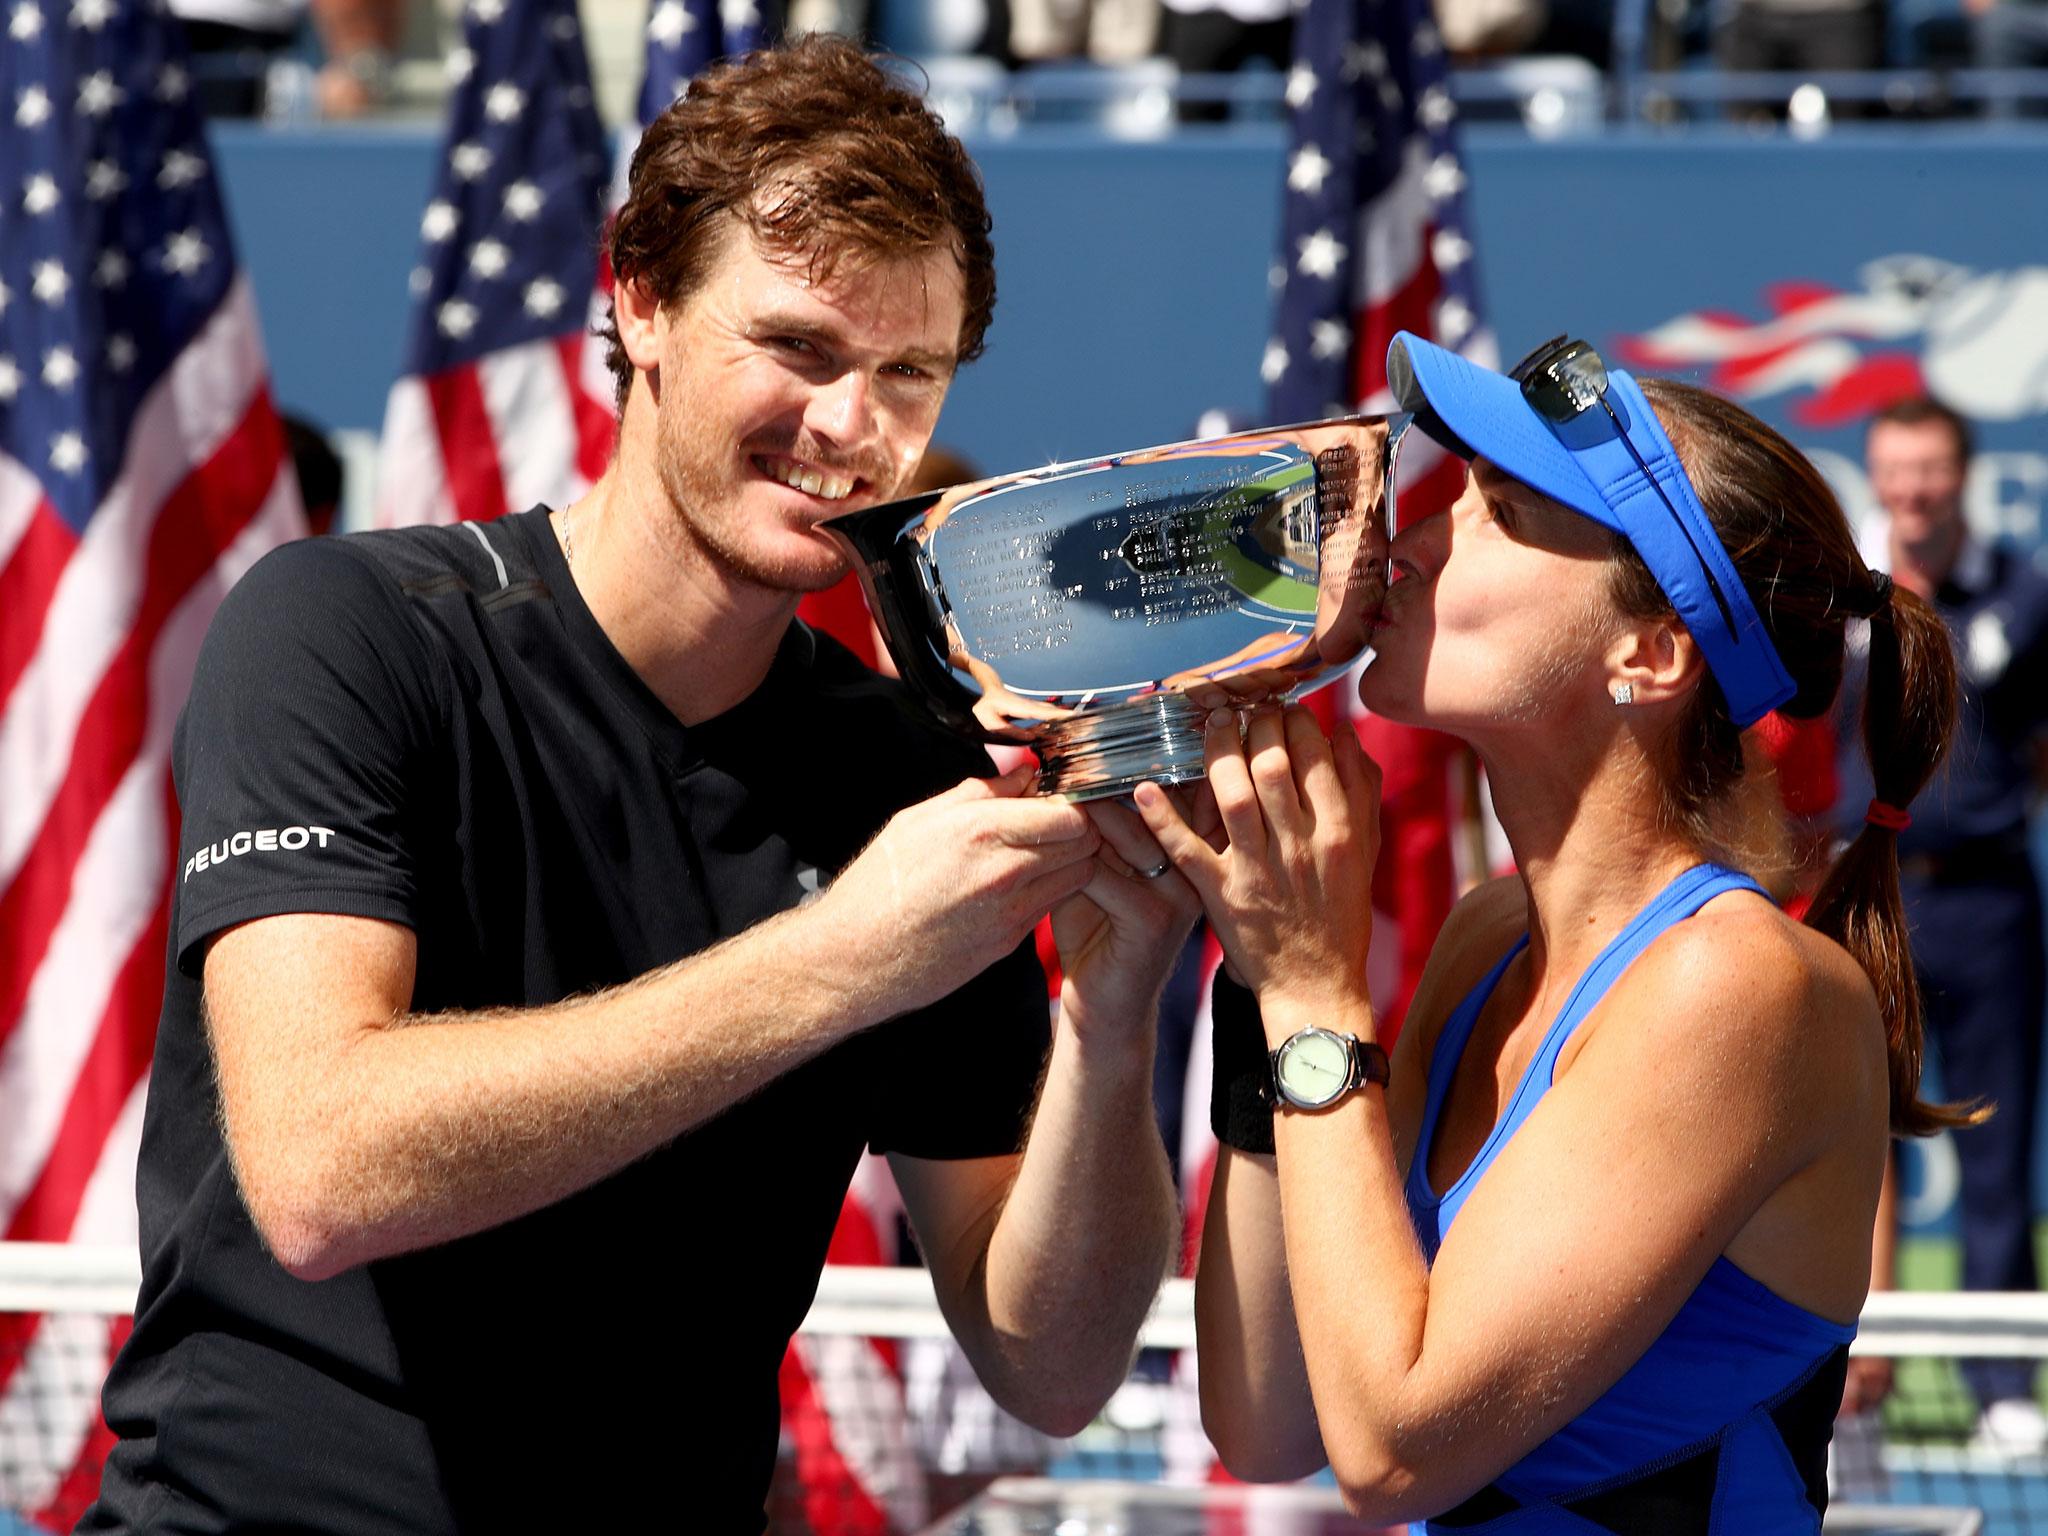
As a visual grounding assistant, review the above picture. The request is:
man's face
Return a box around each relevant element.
[1868,418,1967,547]
[637,221,967,598]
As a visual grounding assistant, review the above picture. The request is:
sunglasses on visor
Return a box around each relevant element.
[1507,336,1742,644]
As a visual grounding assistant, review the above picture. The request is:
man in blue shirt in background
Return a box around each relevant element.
[1840,395,2048,1451]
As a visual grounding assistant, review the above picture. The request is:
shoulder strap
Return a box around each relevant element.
[1528,863,1768,1083]
[1411,936,1526,1199]
[1421,865,1768,1215]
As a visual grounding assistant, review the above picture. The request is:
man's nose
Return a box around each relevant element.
[805,369,874,448]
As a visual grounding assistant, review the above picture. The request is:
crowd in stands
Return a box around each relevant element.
[167,0,2047,125]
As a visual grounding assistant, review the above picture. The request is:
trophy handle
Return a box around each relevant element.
[818,492,994,741]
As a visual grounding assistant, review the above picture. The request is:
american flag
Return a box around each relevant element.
[638,0,768,122]
[563,0,774,511]
[1261,0,1488,1028]
[0,0,303,1522]
[374,0,613,526]
[1264,0,1495,428]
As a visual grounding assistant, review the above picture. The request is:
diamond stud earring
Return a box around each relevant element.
[1612,683,1634,705]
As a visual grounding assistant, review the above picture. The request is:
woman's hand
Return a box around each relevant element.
[1049,790,1212,1047]
[1134,704,1381,1025]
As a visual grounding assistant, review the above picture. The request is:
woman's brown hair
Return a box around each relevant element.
[597,35,996,411]
[1609,379,1971,1136]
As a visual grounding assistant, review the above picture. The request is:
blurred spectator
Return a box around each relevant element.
[1971,0,2048,114]
[1717,0,1882,118]
[282,413,344,538]
[306,0,405,117]
[1835,395,2048,1453]
[1158,0,1284,121]
[1437,0,1549,55]
[170,0,403,118]
[1011,0,1159,63]
[172,0,300,116]
[1527,0,1615,67]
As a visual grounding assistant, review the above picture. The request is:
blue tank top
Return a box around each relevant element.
[1405,863,1855,1535]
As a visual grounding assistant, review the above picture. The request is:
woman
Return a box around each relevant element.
[1131,333,1967,1531]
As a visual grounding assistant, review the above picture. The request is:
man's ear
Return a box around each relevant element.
[1606,615,1705,708]
[614,276,665,375]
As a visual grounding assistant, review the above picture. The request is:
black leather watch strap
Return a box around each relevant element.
[1351,1035,1391,1090]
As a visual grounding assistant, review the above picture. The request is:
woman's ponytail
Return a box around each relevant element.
[1631,380,1980,1136]
[1803,578,1980,1136]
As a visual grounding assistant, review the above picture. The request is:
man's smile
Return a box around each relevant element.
[753,452,859,502]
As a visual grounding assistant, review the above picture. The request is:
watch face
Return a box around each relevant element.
[1276,1030,1351,1107]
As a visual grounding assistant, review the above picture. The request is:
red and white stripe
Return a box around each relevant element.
[1337,139,1489,526]
[374,331,615,529]
[1614,280,1939,427]
[0,276,303,1525]
[1621,285,1921,371]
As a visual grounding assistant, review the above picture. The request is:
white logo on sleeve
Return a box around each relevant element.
[182,826,338,883]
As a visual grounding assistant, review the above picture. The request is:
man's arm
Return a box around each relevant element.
[206,771,1100,1282]
[889,803,1187,1436]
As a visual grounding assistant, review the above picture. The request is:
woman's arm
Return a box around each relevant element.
[1192,878,1512,1480]
[1143,706,1877,1522]
[1195,1149,1325,1478]
[1255,925,1847,1518]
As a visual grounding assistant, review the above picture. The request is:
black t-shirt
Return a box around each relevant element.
[85,508,1049,1536]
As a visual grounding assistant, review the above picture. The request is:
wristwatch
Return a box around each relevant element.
[1263,1026,1389,1110]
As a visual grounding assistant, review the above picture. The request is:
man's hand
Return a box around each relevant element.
[1049,793,1209,1043]
[895,791,1187,1439]
[1839,1354,1895,1417]
[810,765,1101,1018]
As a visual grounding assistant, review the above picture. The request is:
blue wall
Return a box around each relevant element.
[217,121,2048,515]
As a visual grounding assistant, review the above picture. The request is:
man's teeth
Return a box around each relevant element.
[767,459,853,500]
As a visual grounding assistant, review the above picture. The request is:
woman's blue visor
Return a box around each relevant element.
[1385,330,1795,729]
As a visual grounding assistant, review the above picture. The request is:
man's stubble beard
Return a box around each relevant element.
[651,404,853,599]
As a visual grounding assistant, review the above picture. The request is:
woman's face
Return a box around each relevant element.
[1359,457,1624,732]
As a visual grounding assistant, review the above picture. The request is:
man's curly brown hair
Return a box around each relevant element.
[596,36,996,412]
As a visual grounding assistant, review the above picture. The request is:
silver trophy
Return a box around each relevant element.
[821,416,1408,800]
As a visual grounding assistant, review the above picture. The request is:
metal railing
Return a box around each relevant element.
[11,1240,2048,1355]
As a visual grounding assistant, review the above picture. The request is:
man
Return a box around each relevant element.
[1838,395,2048,1451]
[84,38,1182,1533]
[1970,0,2048,116]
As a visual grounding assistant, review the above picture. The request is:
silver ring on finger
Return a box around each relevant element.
[1139,859,1173,879]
